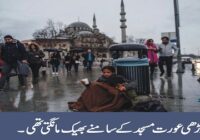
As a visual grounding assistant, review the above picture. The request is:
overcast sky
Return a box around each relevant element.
[0,0,200,54]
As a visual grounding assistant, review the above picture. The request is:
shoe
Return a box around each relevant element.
[197,78,200,82]
[52,72,55,75]
[56,72,59,75]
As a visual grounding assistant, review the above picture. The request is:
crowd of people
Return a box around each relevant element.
[0,35,98,91]
[0,34,198,112]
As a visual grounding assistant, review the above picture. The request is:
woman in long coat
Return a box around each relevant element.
[27,43,45,83]
[145,39,158,80]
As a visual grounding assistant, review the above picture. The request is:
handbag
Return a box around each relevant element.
[17,61,30,76]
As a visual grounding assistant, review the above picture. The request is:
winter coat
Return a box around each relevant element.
[50,53,61,66]
[28,50,45,65]
[158,43,178,57]
[1,40,27,64]
[146,44,158,64]
[84,53,95,62]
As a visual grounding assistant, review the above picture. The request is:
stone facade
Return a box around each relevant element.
[22,15,114,59]
[58,16,114,58]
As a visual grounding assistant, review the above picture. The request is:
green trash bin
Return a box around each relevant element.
[109,44,150,95]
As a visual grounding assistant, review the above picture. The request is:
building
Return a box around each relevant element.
[22,39,71,59]
[58,14,114,58]
[22,15,114,59]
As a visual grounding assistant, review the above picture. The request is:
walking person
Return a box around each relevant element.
[84,49,95,71]
[27,43,45,83]
[82,52,87,69]
[64,53,73,72]
[73,53,80,73]
[0,35,28,90]
[50,51,61,75]
[145,39,158,80]
[158,36,178,78]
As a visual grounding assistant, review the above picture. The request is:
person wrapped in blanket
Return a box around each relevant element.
[68,66,137,112]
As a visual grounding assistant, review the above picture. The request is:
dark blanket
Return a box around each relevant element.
[68,82,130,112]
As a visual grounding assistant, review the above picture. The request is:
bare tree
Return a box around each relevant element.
[56,21,64,32]
[33,28,48,39]
[33,19,65,39]
[46,19,57,39]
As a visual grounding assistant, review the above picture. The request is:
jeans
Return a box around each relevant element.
[87,61,93,71]
[30,63,41,79]
[159,56,173,77]
[65,63,72,72]
[149,63,157,76]
[52,65,59,72]
[0,63,25,89]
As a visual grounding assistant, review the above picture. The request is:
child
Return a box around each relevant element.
[96,66,136,92]
[69,65,137,112]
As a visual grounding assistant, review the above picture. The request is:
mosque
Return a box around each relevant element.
[22,0,127,59]
[56,14,114,58]
[23,14,114,58]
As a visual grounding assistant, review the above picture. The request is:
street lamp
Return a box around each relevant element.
[174,0,184,73]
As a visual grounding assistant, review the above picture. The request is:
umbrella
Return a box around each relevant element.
[109,43,147,52]
[69,48,85,53]
[43,48,62,52]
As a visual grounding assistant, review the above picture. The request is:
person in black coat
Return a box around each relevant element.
[50,52,61,75]
[64,53,73,72]
[73,53,80,73]
[27,43,45,83]
[0,35,28,89]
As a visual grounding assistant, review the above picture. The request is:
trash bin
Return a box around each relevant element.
[109,44,150,95]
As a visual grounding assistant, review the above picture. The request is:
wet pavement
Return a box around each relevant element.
[0,64,200,112]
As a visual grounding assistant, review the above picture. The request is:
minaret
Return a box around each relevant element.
[120,0,127,43]
[93,14,99,33]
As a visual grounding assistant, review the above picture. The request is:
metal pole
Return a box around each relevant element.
[174,0,184,73]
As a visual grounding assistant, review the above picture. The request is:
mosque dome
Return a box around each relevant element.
[66,22,93,32]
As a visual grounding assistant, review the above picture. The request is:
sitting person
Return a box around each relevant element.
[68,66,137,112]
